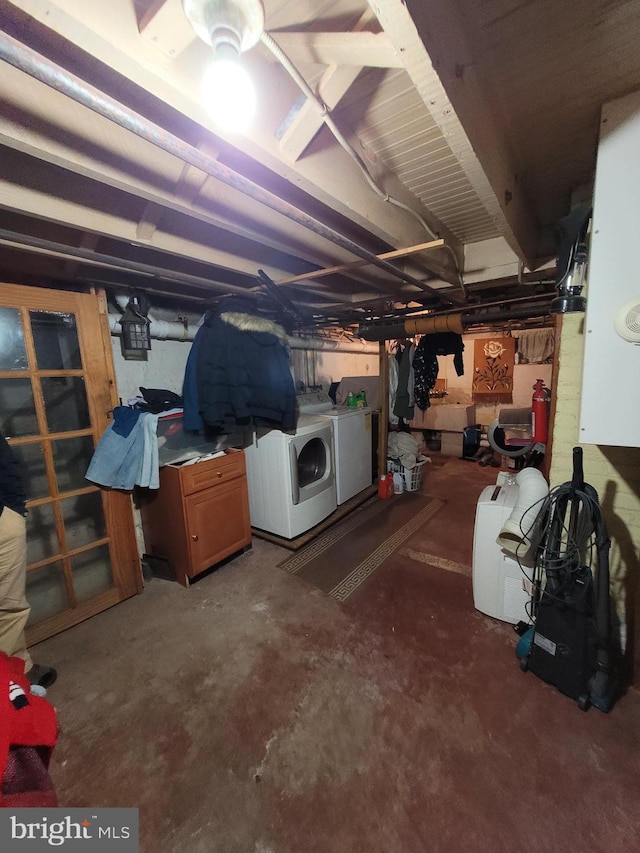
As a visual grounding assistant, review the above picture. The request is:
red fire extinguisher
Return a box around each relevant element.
[531,379,550,444]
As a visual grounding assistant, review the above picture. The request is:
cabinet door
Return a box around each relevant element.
[184,477,251,577]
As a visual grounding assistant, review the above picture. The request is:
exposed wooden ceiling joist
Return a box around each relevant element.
[269,30,402,69]
[369,0,540,268]
[2,0,461,286]
[278,8,377,163]
[2,0,637,322]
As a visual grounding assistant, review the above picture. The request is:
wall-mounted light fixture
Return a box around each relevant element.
[119,295,151,360]
[182,0,264,133]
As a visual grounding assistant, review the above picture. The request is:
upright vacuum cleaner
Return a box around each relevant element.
[519,447,617,711]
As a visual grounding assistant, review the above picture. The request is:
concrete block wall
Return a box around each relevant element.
[550,313,640,675]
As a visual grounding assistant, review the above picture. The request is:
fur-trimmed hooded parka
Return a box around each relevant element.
[194,297,296,431]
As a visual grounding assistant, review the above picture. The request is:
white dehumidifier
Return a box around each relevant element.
[472,482,531,624]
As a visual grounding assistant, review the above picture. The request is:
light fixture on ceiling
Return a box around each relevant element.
[182,0,264,133]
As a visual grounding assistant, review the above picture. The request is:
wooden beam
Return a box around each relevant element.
[136,142,217,241]
[271,31,402,69]
[369,0,539,268]
[274,239,444,285]
[9,0,463,282]
[0,135,343,280]
[61,232,100,280]
[139,0,195,59]
[279,9,377,163]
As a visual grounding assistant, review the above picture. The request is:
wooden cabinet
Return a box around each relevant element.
[140,449,251,586]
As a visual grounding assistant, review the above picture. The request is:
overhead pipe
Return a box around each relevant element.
[0,229,350,318]
[287,335,378,354]
[108,308,379,353]
[112,295,192,342]
[0,228,252,296]
[358,303,551,341]
[0,31,444,298]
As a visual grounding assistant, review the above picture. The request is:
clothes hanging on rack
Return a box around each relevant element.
[388,350,399,427]
[512,328,554,363]
[413,332,464,411]
[388,341,415,426]
[190,296,296,431]
[393,342,415,422]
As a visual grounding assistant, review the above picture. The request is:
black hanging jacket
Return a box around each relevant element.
[413,332,465,411]
[0,431,27,517]
[196,298,296,431]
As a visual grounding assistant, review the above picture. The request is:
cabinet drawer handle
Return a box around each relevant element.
[217,471,222,478]
[191,534,199,541]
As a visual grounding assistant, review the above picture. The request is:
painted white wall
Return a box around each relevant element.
[111,337,191,404]
[110,328,550,429]
[293,347,379,390]
[111,332,380,403]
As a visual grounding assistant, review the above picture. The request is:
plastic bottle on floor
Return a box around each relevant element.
[392,472,405,495]
[378,474,393,499]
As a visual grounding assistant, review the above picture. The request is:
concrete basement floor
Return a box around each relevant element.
[31,457,640,852]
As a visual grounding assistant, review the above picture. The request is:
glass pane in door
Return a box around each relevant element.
[52,435,96,492]
[30,310,82,370]
[26,561,68,624]
[0,378,38,437]
[61,492,107,551]
[41,376,90,432]
[10,442,48,501]
[0,307,28,369]
[26,504,59,564]
[72,545,113,603]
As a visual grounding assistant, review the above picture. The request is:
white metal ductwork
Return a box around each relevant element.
[496,467,549,561]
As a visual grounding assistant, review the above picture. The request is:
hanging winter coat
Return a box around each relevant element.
[194,297,296,431]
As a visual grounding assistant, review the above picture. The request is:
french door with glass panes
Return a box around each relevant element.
[0,283,141,646]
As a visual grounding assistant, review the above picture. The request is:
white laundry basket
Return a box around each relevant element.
[387,459,427,492]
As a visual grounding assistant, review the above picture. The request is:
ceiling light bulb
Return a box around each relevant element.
[201,51,256,133]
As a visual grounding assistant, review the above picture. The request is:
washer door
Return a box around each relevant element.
[289,428,334,505]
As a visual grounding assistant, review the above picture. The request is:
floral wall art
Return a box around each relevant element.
[472,336,515,403]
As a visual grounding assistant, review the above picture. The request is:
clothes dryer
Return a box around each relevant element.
[296,391,373,505]
[243,415,336,539]
[315,407,373,504]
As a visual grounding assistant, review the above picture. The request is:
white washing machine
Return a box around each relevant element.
[243,414,336,539]
[297,391,373,505]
